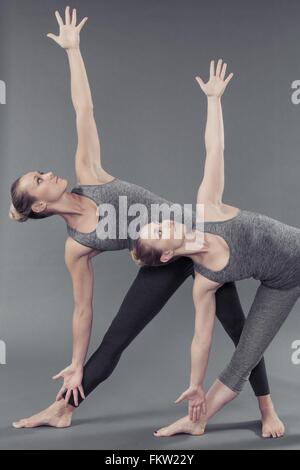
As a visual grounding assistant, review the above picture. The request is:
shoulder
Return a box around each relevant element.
[75,166,116,186]
[192,271,222,303]
[200,201,240,222]
[64,237,101,267]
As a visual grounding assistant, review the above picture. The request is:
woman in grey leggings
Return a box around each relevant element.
[133,58,300,438]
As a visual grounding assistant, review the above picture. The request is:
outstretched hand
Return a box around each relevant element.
[53,364,85,407]
[174,384,207,422]
[46,6,88,50]
[195,58,234,97]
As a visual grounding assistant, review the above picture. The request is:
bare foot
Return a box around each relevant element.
[12,400,74,429]
[261,406,285,438]
[153,415,206,437]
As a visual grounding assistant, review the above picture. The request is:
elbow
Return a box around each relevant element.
[75,103,94,114]
[192,334,211,350]
[74,304,93,318]
[205,143,224,154]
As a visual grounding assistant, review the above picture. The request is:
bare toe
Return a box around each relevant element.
[154,427,168,437]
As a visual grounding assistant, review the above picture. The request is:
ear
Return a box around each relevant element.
[200,237,210,252]
[160,250,174,263]
[31,201,47,214]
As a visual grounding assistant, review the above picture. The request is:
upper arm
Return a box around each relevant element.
[64,237,99,309]
[74,107,108,183]
[192,272,221,337]
[197,148,225,205]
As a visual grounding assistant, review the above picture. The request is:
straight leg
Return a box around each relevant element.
[215,282,270,396]
[153,283,299,439]
[219,283,300,392]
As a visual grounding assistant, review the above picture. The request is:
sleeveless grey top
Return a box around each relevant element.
[67,177,195,252]
[193,209,300,289]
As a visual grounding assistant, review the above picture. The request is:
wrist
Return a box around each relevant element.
[71,361,84,370]
[189,381,203,389]
[207,95,221,101]
[66,46,80,54]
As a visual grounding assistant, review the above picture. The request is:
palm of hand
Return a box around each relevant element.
[47,6,88,50]
[57,26,79,49]
[64,367,82,388]
[201,77,226,97]
[196,58,234,97]
[188,388,205,406]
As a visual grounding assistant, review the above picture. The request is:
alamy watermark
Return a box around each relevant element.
[1,78,6,363]
[290,80,300,105]
[291,340,300,365]
[94,199,205,250]
[0,80,6,104]
[0,340,6,365]
[1,79,6,363]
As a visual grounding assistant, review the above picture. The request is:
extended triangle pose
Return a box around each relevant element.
[132,59,300,438]
[10,7,282,438]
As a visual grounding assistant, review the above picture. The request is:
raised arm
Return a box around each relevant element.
[174,273,220,422]
[47,7,112,184]
[196,59,233,205]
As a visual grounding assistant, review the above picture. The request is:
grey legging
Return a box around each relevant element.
[219,282,300,392]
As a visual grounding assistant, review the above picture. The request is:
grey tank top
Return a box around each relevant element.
[67,177,196,252]
[193,209,300,289]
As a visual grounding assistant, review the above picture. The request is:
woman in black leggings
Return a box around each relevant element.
[11,7,281,437]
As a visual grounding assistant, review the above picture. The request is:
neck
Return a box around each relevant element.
[45,192,89,225]
[174,229,210,262]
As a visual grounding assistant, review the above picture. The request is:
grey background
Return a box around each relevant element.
[1,0,300,450]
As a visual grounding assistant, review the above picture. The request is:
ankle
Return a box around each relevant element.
[197,420,207,431]
[65,403,75,414]
[260,405,276,417]
[259,404,276,416]
[53,400,75,414]
[258,394,274,412]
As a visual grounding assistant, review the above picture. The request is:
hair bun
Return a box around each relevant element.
[130,249,145,266]
[8,203,28,222]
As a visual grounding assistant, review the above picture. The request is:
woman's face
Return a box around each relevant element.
[19,170,68,210]
[139,219,186,256]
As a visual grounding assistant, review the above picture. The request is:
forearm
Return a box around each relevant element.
[191,286,216,387]
[190,334,212,387]
[204,96,224,152]
[66,47,93,111]
[71,306,93,368]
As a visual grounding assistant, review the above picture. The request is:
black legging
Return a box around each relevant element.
[64,257,270,407]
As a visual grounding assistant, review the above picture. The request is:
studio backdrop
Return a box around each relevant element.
[1,0,300,450]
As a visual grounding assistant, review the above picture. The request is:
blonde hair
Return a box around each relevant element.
[8,203,29,223]
[9,174,54,222]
